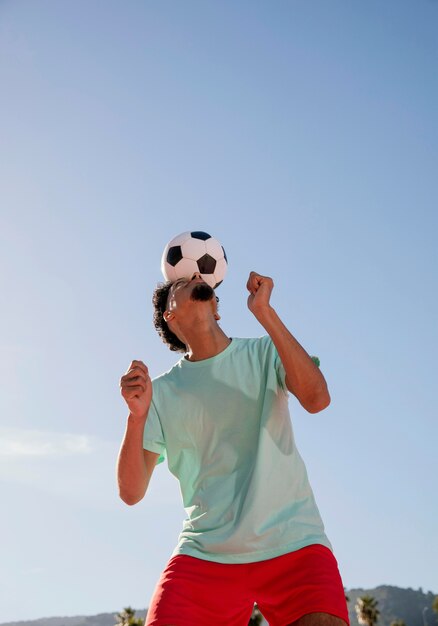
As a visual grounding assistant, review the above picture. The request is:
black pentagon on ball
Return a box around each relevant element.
[191,231,211,241]
[221,246,227,262]
[167,245,183,267]
[197,253,216,274]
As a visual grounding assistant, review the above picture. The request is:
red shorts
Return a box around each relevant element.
[145,544,349,626]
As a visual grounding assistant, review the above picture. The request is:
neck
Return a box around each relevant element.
[183,323,231,361]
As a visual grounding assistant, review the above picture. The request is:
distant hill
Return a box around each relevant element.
[0,614,146,626]
[347,586,437,626]
[1,586,436,626]
[0,612,146,626]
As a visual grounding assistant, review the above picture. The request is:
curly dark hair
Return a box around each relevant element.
[152,282,187,352]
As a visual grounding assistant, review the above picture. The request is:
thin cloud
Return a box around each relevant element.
[0,429,120,509]
[0,428,94,457]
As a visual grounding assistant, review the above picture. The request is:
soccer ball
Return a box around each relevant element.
[161,231,228,289]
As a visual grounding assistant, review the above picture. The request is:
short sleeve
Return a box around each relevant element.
[272,345,287,393]
[143,398,166,465]
[259,335,287,394]
[264,336,321,394]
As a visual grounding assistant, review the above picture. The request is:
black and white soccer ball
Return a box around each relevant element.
[161,231,228,289]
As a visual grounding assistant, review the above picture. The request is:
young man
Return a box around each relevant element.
[117,271,349,626]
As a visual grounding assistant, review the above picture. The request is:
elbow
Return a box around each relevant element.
[305,390,331,414]
[120,494,142,506]
[118,489,145,506]
[121,496,140,506]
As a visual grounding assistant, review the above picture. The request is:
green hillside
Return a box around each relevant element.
[347,586,437,626]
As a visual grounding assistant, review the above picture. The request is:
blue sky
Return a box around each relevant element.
[1,0,437,621]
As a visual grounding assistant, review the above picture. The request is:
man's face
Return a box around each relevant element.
[166,274,215,312]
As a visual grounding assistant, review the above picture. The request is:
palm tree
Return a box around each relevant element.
[115,606,144,626]
[355,595,380,626]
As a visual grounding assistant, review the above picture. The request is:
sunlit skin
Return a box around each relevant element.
[163,273,230,362]
[290,612,347,626]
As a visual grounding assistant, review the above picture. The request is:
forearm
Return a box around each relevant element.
[256,306,330,413]
[117,414,150,505]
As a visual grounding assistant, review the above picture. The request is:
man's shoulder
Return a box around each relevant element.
[233,335,273,350]
[152,359,183,386]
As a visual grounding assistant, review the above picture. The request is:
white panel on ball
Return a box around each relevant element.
[205,237,223,260]
[163,264,178,283]
[181,237,207,261]
[174,257,199,280]
[169,231,191,247]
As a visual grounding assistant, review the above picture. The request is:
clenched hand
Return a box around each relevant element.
[246,271,274,320]
[119,360,152,421]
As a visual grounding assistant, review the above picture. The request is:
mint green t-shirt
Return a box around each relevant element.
[143,336,332,564]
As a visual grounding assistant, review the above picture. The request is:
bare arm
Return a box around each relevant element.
[117,360,158,505]
[247,271,331,413]
[117,414,159,505]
